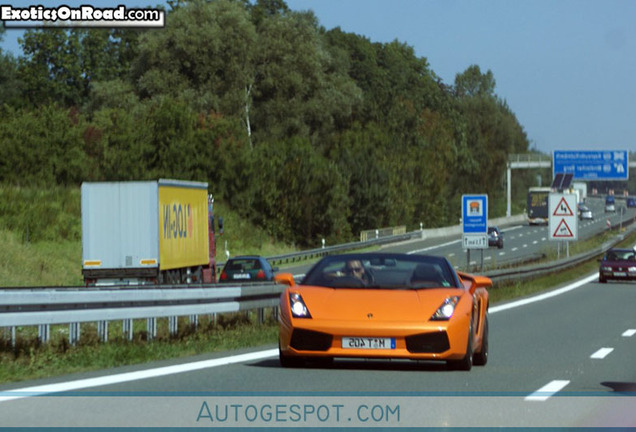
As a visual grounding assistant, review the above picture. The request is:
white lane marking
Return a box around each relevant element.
[498,252,505,256]
[0,349,279,403]
[590,348,614,359]
[407,238,461,254]
[622,329,636,337]
[525,380,570,402]
[512,247,518,252]
[490,273,598,314]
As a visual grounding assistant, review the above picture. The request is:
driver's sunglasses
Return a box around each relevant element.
[347,266,363,274]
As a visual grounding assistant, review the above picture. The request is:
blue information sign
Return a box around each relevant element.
[462,195,488,234]
[553,150,629,180]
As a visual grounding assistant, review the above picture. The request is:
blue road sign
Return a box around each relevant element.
[462,195,488,234]
[553,150,629,180]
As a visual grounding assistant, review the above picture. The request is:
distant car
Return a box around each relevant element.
[599,248,636,283]
[627,197,636,208]
[605,196,616,213]
[578,204,593,220]
[487,226,503,249]
[218,256,278,283]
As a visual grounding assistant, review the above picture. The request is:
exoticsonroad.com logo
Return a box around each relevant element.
[1,4,165,28]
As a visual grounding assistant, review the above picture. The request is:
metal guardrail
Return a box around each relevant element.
[0,283,284,346]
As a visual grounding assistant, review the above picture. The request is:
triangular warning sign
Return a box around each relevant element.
[553,219,574,238]
[552,197,574,217]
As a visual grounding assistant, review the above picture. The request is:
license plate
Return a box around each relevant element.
[613,272,627,277]
[232,273,251,279]
[342,337,395,350]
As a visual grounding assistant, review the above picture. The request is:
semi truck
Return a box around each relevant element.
[81,179,218,286]
[570,182,587,203]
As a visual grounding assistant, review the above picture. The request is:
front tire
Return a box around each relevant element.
[473,316,489,366]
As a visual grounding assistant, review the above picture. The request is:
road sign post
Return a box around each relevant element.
[462,195,488,270]
[549,193,578,258]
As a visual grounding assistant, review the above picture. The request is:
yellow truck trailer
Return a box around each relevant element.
[81,179,217,285]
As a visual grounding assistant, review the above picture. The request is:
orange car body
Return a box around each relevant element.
[276,253,490,370]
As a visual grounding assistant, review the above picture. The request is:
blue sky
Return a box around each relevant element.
[2,0,635,155]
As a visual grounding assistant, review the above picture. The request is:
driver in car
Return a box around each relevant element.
[344,259,372,284]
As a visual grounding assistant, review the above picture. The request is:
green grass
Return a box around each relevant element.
[0,230,84,287]
[0,313,279,384]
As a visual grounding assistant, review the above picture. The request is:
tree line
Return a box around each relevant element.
[0,0,535,246]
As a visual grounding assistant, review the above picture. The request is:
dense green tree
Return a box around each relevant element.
[249,137,350,245]
[0,105,89,185]
[251,9,361,145]
[0,0,534,244]
[132,0,257,119]
[18,27,140,107]
[0,51,22,107]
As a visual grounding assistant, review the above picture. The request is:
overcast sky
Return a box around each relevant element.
[2,0,635,155]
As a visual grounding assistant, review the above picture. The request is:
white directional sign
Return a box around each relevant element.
[549,193,578,241]
[462,233,488,249]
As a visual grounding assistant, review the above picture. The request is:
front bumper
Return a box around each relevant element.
[279,317,471,361]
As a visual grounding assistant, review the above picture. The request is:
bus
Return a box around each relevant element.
[527,187,551,225]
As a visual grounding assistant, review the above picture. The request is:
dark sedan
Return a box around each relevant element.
[599,248,636,283]
[487,226,504,249]
[218,255,278,283]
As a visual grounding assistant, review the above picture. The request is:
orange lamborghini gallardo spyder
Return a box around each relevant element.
[276,253,490,370]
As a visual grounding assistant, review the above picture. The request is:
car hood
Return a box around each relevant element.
[602,261,636,268]
[294,286,465,322]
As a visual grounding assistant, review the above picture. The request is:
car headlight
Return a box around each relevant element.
[430,296,460,321]
[601,266,612,272]
[289,293,312,318]
[629,267,636,272]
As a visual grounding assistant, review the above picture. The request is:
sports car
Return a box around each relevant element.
[275,253,490,370]
[599,248,636,283]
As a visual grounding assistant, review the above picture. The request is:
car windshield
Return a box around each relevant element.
[225,258,262,271]
[604,250,636,262]
[301,253,460,289]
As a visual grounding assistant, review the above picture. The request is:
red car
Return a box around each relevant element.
[599,248,636,283]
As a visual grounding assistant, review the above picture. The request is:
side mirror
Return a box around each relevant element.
[274,273,296,287]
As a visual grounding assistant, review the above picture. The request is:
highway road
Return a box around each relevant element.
[0,197,634,428]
